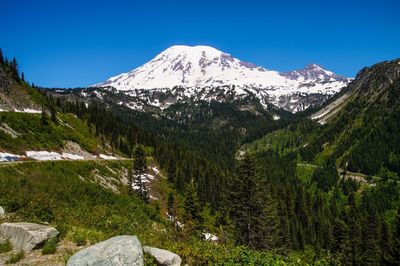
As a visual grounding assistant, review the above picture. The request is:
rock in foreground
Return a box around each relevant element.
[143,246,182,266]
[67,235,143,266]
[0,222,59,251]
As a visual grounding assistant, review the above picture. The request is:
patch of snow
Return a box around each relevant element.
[15,109,41,114]
[61,153,84,160]
[99,154,118,160]
[26,151,62,161]
[273,115,280,120]
[203,233,219,241]
[0,152,21,162]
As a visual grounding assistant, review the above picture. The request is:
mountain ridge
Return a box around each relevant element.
[93,45,351,112]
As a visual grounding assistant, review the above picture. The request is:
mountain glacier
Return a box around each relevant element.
[93,45,351,112]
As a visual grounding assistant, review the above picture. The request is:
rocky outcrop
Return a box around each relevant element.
[143,246,182,266]
[0,206,5,219]
[0,222,59,251]
[67,235,143,266]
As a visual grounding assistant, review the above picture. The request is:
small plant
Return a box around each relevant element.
[72,232,87,246]
[0,240,12,254]
[62,249,74,264]
[6,251,24,264]
[42,237,58,255]
[144,252,158,266]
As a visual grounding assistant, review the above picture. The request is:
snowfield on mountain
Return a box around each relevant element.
[93,45,351,112]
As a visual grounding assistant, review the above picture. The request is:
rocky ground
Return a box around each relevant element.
[0,239,80,266]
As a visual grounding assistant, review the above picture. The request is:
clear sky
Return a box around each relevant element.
[2,0,400,87]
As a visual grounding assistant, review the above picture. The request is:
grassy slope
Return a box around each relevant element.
[0,159,337,265]
[0,112,103,154]
[0,160,168,245]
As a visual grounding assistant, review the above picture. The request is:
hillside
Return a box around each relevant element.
[1,49,400,265]
[241,59,400,264]
[246,59,400,177]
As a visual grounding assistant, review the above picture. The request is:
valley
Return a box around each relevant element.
[0,46,399,265]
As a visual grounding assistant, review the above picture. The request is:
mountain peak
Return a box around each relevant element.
[305,63,324,70]
[93,45,350,112]
[281,63,348,82]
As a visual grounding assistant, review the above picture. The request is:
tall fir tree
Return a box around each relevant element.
[133,146,149,203]
[0,48,3,65]
[182,179,203,234]
[392,209,400,264]
[229,154,278,249]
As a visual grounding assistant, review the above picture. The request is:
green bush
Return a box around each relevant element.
[6,251,24,264]
[0,240,12,253]
[72,232,87,246]
[42,237,58,255]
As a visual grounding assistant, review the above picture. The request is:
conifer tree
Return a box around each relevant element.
[167,191,179,239]
[229,154,278,249]
[393,209,400,263]
[0,48,3,65]
[133,146,149,203]
[41,107,48,125]
[182,179,203,233]
[11,57,19,80]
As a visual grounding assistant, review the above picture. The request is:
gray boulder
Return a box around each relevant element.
[67,235,143,266]
[0,206,5,219]
[143,246,182,266]
[0,222,59,251]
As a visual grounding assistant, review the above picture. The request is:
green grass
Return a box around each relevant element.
[41,237,58,255]
[6,251,24,264]
[0,112,102,154]
[0,160,169,246]
[296,163,317,183]
[0,241,12,254]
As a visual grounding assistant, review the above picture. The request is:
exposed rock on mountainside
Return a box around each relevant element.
[91,45,350,112]
[0,65,41,112]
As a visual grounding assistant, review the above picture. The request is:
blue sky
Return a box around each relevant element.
[2,0,399,87]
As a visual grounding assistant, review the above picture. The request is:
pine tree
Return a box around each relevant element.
[393,209,400,264]
[379,218,393,265]
[21,72,25,82]
[132,146,149,203]
[362,210,381,265]
[167,191,176,221]
[348,192,362,265]
[182,179,203,234]
[41,107,48,125]
[11,57,19,80]
[167,191,178,239]
[49,103,58,124]
[0,48,3,65]
[332,217,351,264]
[229,154,278,249]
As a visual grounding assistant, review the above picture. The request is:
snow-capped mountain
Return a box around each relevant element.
[93,45,351,112]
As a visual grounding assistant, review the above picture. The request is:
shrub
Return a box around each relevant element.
[72,231,87,246]
[0,240,12,253]
[42,237,58,255]
[6,251,24,264]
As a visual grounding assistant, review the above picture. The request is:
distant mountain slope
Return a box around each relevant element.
[247,58,400,177]
[93,45,350,112]
[0,64,43,112]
